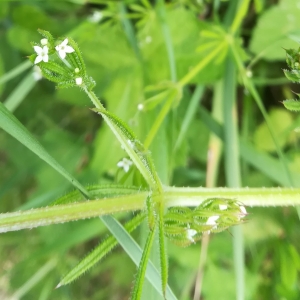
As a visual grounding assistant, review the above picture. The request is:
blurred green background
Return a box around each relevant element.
[1,0,300,299]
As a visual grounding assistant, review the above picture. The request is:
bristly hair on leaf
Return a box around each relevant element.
[282,99,300,112]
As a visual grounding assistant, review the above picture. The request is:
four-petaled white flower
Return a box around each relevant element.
[34,45,49,64]
[55,38,75,59]
[206,215,219,226]
[117,158,133,173]
[75,77,83,85]
[219,204,227,210]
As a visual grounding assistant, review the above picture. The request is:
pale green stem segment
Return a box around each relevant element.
[131,226,156,300]
[178,42,225,86]
[144,90,176,149]
[230,0,251,35]
[58,212,146,287]
[174,85,204,150]
[2,188,300,233]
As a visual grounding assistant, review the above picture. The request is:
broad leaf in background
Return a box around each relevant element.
[250,0,300,60]
[253,108,295,152]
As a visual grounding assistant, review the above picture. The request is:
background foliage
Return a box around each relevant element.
[1,0,300,299]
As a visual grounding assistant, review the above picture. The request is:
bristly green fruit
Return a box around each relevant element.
[164,198,247,247]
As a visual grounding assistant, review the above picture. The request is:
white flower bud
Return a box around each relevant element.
[41,38,48,45]
[75,77,83,85]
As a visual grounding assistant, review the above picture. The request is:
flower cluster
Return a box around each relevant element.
[164,198,247,247]
[29,29,95,91]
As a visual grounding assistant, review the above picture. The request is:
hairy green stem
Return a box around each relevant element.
[2,187,300,233]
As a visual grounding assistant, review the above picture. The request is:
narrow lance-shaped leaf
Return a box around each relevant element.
[58,212,146,287]
[51,184,146,206]
[91,107,162,192]
[158,203,168,299]
[131,226,156,300]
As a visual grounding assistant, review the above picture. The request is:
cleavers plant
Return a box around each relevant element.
[2,1,300,299]
[28,29,247,298]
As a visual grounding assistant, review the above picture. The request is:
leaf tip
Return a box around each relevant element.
[55,282,62,289]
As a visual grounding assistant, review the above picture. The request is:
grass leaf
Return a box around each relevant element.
[0,102,89,198]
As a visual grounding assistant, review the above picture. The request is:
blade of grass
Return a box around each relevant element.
[0,102,89,198]
[193,81,223,300]
[10,259,57,299]
[3,72,36,112]
[222,56,244,300]
[0,61,31,85]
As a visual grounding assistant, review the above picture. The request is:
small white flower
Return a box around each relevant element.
[32,66,42,81]
[137,103,144,111]
[41,38,48,45]
[219,204,227,210]
[88,11,103,23]
[34,45,49,64]
[55,38,75,59]
[186,227,197,243]
[75,77,83,85]
[117,158,133,173]
[206,215,219,225]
